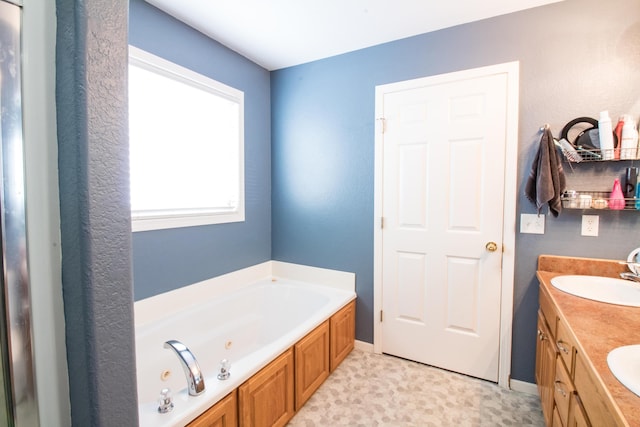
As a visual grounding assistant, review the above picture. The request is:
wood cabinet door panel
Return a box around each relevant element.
[239,349,295,427]
[536,310,556,427]
[295,321,330,410]
[330,300,355,372]
[188,390,238,427]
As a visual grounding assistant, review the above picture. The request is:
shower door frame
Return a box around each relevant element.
[0,0,40,425]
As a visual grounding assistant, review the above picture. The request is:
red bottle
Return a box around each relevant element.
[610,179,626,210]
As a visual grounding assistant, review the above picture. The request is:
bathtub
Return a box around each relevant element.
[135,263,356,427]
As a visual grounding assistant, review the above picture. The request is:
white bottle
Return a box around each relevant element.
[599,110,615,160]
[621,115,639,159]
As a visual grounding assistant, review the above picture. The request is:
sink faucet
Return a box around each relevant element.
[163,340,205,396]
[620,272,640,283]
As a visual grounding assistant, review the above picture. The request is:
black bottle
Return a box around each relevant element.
[624,167,638,209]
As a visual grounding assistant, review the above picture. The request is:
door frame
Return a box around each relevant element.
[373,61,520,388]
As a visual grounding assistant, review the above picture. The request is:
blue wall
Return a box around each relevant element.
[129,0,640,384]
[272,0,640,383]
[129,0,272,300]
[57,0,137,424]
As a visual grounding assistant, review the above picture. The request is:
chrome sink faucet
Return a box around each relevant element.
[620,248,640,283]
[163,340,205,396]
[620,272,640,283]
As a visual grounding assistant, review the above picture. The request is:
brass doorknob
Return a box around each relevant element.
[486,242,498,252]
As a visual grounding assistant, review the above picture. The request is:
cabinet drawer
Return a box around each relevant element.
[554,356,574,426]
[555,317,576,376]
[539,286,557,337]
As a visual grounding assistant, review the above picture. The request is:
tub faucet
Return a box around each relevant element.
[163,340,205,396]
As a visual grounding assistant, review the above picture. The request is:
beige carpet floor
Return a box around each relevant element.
[288,349,544,427]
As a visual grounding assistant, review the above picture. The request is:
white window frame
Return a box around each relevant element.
[128,46,245,232]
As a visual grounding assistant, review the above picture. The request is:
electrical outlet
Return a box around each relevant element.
[520,213,545,234]
[581,215,599,237]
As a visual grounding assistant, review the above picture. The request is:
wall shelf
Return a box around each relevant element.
[560,147,640,163]
[561,191,638,211]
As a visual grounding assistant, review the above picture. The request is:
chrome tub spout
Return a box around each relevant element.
[163,340,205,396]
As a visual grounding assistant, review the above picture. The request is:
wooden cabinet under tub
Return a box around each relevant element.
[295,320,330,410]
[239,348,295,427]
[187,390,237,427]
[330,300,355,372]
[191,299,356,427]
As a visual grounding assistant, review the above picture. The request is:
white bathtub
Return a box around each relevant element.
[135,263,355,427]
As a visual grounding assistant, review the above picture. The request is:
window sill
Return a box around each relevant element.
[132,210,245,232]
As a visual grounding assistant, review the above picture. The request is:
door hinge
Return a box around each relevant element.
[380,310,383,322]
[381,217,384,229]
[376,117,386,134]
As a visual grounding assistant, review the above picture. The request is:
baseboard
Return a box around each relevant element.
[354,340,374,352]
[510,378,538,395]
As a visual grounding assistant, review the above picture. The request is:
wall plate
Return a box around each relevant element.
[520,213,545,234]
[581,215,599,237]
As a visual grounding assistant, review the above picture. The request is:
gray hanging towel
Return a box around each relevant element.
[525,128,566,217]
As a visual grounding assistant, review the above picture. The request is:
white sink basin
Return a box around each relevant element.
[607,345,640,397]
[550,275,640,307]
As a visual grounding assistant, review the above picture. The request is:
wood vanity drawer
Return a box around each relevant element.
[555,317,576,376]
[554,356,574,426]
[539,286,557,337]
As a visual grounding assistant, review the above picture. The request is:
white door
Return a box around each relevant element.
[377,66,513,382]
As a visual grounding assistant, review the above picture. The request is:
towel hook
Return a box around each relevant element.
[540,123,550,132]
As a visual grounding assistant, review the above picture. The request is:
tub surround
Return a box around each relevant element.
[536,255,640,425]
[134,261,355,328]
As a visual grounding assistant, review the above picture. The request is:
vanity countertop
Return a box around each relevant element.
[537,254,640,426]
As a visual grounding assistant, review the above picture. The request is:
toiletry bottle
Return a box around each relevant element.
[599,111,615,160]
[636,177,640,210]
[610,178,625,210]
[625,167,638,208]
[614,116,624,159]
[621,115,639,159]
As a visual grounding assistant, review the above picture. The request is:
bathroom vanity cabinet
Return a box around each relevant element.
[537,283,594,426]
[188,300,356,427]
[535,255,640,427]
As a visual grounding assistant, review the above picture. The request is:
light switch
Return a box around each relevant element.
[520,213,545,234]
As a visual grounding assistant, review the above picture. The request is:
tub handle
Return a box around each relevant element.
[157,388,174,414]
[217,359,231,380]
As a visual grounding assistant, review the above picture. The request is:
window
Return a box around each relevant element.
[128,46,244,232]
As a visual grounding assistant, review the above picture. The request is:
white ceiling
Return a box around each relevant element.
[145,0,562,71]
